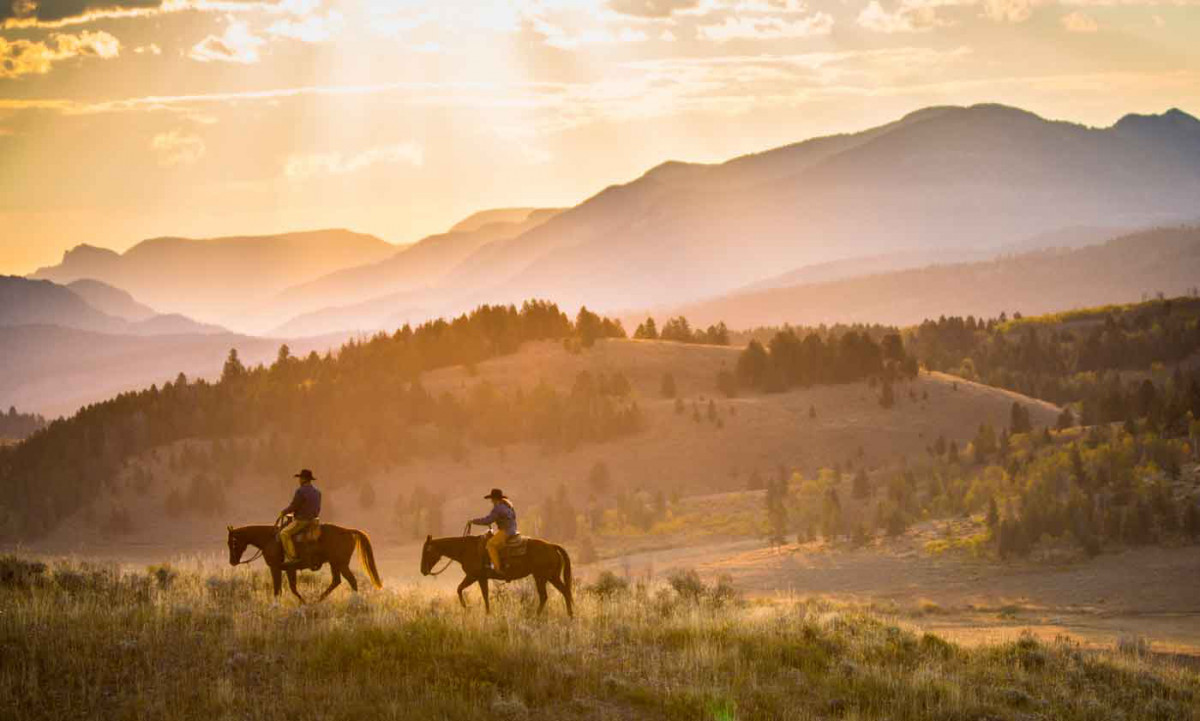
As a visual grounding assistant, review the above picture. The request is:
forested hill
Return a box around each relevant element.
[0,302,629,538]
[906,295,1200,431]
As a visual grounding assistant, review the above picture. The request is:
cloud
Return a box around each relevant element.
[607,0,701,17]
[857,0,958,32]
[1,0,162,27]
[266,8,342,41]
[696,11,834,40]
[150,129,205,166]
[0,29,118,78]
[189,16,265,63]
[285,142,424,181]
[980,0,1035,22]
[1060,9,1097,30]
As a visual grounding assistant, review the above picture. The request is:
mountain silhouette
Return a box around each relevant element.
[1,276,224,336]
[30,229,397,331]
[266,208,561,332]
[653,226,1200,329]
[276,104,1200,335]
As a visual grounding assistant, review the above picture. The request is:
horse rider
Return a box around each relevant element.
[470,488,518,574]
[278,468,322,564]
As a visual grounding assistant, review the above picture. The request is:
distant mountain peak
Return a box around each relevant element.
[60,243,119,262]
[638,160,709,184]
[1115,108,1200,132]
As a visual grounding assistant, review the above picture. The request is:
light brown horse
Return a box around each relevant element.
[420,534,574,616]
[227,523,382,603]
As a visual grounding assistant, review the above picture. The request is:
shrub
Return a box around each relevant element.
[147,564,178,590]
[0,555,46,589]
[585,570,630,599]
[667,569,706,603]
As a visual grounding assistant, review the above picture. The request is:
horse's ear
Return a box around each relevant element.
[227,525,233,532]
[426,534,432,542]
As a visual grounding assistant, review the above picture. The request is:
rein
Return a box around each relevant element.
[236,547,264,565]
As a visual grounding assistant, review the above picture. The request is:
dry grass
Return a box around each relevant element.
[3,555,1199,721]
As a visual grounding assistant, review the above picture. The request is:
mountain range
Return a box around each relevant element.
[27,105,1200,338]
[648,225,1200,330]
[266,104,1200,337]
[30,229,398,331]
[8,103,1200,416]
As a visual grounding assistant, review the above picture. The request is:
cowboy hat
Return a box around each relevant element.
[484,488,506,500]
[294,469,316,482]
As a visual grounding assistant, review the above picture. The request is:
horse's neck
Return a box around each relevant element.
[435,536,481,561]
[239,525,277,548]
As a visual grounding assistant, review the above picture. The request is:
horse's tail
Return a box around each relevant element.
[554,544,573,593]
[352,530,383,589]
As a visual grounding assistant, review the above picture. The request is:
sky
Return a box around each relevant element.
[0,0,1197,275]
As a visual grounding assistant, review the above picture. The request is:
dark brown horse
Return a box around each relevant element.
[227,523,382,603]
[420,534,574,616]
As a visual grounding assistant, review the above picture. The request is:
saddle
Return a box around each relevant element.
[294,521,322,545]
[483,531,529,558]
[278,518,322,570]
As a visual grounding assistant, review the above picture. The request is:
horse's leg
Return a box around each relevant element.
[479,577,491,615]
[271,566,282,597]
[286,569,304,603]
[534,576,549,615]
[342,563,358,593]
[317,565,342,602]
[548,576,574,618]
[455,575,474,608]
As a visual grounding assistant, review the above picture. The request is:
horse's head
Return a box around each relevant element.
[227,525,248,566]
[420,534,441,576]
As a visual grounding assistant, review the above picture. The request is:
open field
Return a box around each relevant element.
[4,555,1200,721]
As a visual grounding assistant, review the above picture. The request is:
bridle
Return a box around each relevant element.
[235,546,264,565]
[229,527,264,566]
[424,522,473,577]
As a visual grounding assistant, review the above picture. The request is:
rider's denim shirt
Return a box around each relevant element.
[285,483,322,520]
[472,501,517,534]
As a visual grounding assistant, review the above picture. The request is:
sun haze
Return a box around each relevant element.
[2,0,1198,273]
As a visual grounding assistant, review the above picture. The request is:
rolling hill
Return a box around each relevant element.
[275,104,1200,337]
[268,208,561,336]
[30,229,398,332]
[23,337,1058,552]
[652,226,1200,330]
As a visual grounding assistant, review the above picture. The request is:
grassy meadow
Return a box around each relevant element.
[3,555,1199,721]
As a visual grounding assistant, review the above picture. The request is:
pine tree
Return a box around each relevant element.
[660,372,677,399]
[879,379,895,409]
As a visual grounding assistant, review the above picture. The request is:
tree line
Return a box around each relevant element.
[0,407,45,442]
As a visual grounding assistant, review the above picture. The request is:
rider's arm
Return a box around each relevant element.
[280,488,302,517]
[470,508,498,526]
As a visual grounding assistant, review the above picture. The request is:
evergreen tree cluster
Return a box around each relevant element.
[908,297,1200,433]
[736,329,917,392]
[0,407,46,442]
[634,316,730,345]
[0,301,634,538]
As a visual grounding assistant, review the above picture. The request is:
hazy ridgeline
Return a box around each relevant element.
[0,301,629,539]
[3,556,1199,721]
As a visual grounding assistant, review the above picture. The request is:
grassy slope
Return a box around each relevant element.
[3,558,1198,721]
[25,339,1059,557]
